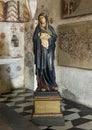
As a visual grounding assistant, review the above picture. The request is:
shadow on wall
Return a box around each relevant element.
[0,65,12,93]
[62,88,77,101]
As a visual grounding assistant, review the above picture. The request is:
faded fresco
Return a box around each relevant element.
[0,0,30,22]
[62,0,92,18]
[0,22,24,92]
[58,21,92,69]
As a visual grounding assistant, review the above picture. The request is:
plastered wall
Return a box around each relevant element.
[0,22,24,92]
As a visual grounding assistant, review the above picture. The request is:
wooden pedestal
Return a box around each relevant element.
[32,91,64,126]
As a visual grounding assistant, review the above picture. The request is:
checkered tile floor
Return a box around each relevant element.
[0,88,92,130]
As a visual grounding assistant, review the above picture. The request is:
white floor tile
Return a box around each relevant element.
[14,108,24,113]
[82,115,92,120]
[64,113,80,120]
[76,121,92,130]
[67,108,80,112]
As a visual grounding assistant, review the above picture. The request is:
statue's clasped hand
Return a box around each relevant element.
[40,33,50,49]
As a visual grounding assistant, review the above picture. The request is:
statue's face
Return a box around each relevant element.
[39,16,46,25]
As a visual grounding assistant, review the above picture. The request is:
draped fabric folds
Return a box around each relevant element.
[33,14,58,91]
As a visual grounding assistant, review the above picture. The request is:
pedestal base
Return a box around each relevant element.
[32,113,64,126]
[32,91,64,126]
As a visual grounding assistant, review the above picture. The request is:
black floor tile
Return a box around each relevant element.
[43,126,55,130]
[3,101,13,103]
[78,110,92,117]
[8,96,19,100]
[9,105,21,110]
[15,100,27,105]
[63,110,75,116]
[2,91,13,95]
[71,118,92,126]
[25,89,33,92]
[25,95,33,99]
[24,105,33,111]
[67,127,85,130]
[20,112,31,116]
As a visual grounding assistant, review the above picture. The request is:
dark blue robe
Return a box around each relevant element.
[33,24,57,91]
